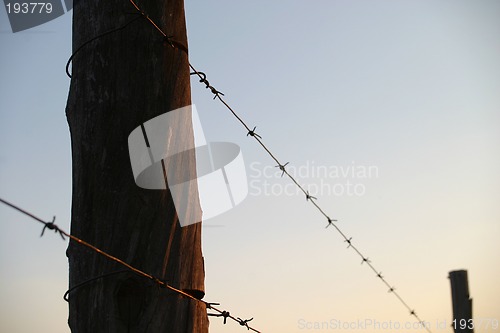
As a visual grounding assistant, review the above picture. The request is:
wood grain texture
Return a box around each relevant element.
[66,1,207,331]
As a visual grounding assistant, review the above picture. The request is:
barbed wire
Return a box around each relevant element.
[123,1,433,331]
[61,0,434,331]
[189,71,432,332]
[0,197,261,333]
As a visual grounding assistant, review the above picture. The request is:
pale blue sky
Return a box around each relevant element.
[1,1,499,332]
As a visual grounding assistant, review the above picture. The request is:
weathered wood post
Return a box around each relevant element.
[449,269,473,333]
[65,0,208,331]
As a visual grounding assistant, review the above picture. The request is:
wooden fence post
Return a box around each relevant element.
[449,270,473,333]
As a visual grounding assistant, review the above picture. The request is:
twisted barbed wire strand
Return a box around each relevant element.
[0,197,261,333]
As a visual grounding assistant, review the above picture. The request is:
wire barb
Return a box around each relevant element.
[361,257,371,265]
[222,311,230,324]
[206,302,220,309]
[305,191,317,202]
[247,126,262,139]
[189,70,224,99]
[325,217,337,228]
[275,162,289,177]
[39,216,65,240]
[238,317,254,330]
[208,310,231,324]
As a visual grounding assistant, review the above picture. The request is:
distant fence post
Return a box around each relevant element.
[449,270,473,333]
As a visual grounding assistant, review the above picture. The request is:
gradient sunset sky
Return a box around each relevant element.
[1,1,499,332]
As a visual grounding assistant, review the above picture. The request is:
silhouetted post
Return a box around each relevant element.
[449,270,473,333]
[65,0,208,332]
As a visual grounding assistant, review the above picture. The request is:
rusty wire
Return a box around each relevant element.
[0,197,261,332]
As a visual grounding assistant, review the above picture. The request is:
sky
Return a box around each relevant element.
[1,1,499,332]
